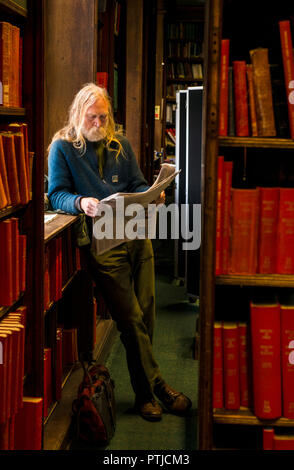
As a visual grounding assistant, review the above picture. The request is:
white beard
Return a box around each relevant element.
[82,126,107,142]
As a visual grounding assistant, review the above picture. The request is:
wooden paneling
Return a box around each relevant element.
[43,0,98,162]
[125,0,144,162]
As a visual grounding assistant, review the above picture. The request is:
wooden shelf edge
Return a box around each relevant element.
[0,105,26,115]
[219,136,294,149]
[216,274,294,287]
[0,203,27,221]
[214,408,294,427]
[0,0,27,16]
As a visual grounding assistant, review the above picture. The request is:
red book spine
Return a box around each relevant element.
[93,297,97,349]
[19,234,27,293]
[233,60,249,136]
[221,161,233,274]
[250,302,281,419]
[246,64,258,136]
[0,220,13,306]
[258,187,279,273]
[0,333,8,423]
[223,323,240,410]
[218,39,230,136]
[229,189,259,274]
[96,72,109,90]
[10,218,19,302]
[213,322,224,408]
[215,156,224,275]
[238,323,251,408]
[44,247,50,310]
[274,435,294,450]
[263,428,274,450]
[1,323,22,416]
[14,397,43,450]
[281,305,294,419]
[43,348,52,419]
[1,133,21,206]
[277,188,294,273]
[279,20,294,139]
[55,328,63,401]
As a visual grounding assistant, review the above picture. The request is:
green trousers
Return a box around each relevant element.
[87,239,163,399]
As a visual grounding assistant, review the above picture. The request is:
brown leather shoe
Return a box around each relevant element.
[154,382,192,415]
[135,398,163,421]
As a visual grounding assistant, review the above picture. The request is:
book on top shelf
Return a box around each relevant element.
[218,39,230,136]
[233,61,249,136]
[228,66,235,136]
[250,302,281,420]
[279,20,294,140]
[246,64,258,137]
[249,48,276,137]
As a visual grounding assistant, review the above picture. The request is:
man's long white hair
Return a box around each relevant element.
[48,83,123,157]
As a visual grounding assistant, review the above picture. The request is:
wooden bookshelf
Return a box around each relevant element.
[162,6,205,163]
[219,136,294,149]
[198,0,294,451]
[216,274,294,288]
[0,106,26,115]
[214,408,294,427]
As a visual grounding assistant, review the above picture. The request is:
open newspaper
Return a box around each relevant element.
[91,163,180,255]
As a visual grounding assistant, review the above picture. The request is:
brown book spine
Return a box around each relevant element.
[0,22,12,107]
[249,48,276,136]
[0,135,11,206]
[233,60,249,136]
[1,133,20,206]
[246,64,258,136]
[13,133,29,204]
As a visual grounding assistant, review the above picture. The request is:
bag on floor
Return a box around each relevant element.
[72,362,116,444]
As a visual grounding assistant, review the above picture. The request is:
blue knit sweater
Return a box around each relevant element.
[47,134,149,215]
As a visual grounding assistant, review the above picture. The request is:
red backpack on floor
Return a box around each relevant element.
[72,362,116,444]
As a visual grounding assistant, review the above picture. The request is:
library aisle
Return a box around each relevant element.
[70,239,199,450]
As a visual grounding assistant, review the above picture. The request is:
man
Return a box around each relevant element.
[48,83,191,421]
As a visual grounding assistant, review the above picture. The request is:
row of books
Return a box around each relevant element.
[263,428,294,450]
[165,127,176,146]
[166,40,203,60]
[0,21,22,108]
[0,308,27,450]
[44,231,81,311]
[213,303,294,420]
[215,156,294,274]
[167,22,204,42]
[166,61,203,81]
[218,21,294,139]
[0,123,32,211]
[0,218,26,307]
[43,328,79,420]
[166,102,177,126]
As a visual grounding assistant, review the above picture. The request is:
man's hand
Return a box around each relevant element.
[80,197,100,217]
